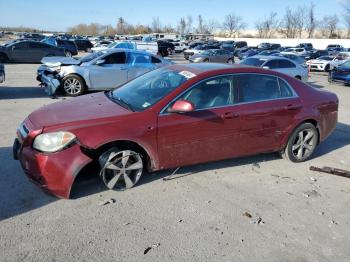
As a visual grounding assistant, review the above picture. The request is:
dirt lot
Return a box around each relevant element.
[0,54,350,262]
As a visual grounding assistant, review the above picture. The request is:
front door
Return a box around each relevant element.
[89,51,128,89]
[157,75,241,169]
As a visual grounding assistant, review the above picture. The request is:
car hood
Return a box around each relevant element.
[41,56,81,67]
[28,92,131,130]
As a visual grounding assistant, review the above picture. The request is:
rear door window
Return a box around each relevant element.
[236,74,282,103]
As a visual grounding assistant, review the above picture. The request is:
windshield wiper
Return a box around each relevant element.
[108,91,134,111]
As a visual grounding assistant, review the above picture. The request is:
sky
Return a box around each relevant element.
[0,0,346,32]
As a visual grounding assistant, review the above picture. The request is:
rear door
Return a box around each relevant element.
[28,42,50,62]
[89,51,128,89]
[235,73,301,155]
[157,74,241,169]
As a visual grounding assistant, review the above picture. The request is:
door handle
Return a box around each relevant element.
[222,112,239,119]
[285,104,302,110]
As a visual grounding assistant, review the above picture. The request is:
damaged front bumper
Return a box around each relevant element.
[13,119,93,198]
[40,73,62,96]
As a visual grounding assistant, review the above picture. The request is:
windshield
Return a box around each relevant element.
[318,56,332,61]
[110,68,188,111]
[79,51,104,63]
[107,42,117,48]
[241,58,266,67]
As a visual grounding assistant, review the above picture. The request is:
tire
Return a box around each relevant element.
[328,73,333,83]
[227,58,234,64]
[99,147,144,191]
[204,59,209,62]
[62,75,86,96]
[0,53,9,63]
[295,75,302,80]
[65,51,72,57]
[282,123,318,162]
[325,64,330,72]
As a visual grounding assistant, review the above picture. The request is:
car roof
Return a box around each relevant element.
[248,55,297,64]
[166,63,252,76]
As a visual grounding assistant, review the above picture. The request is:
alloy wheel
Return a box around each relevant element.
[291,129,316,160]
[99,149,143,190]
[63,78,82,95]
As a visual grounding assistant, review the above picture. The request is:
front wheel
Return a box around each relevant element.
[282,123,318,162]
[99,148,144,191]
[62,75,86,96]
[65,51,72,57]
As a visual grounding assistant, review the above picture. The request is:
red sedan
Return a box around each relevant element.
[13,63,338,198]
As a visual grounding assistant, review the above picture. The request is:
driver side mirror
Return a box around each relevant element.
[168,100,195,113]
[95,59,105,66]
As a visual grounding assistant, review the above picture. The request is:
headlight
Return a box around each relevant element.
[33,131,76,153]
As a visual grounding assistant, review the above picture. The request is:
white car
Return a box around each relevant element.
[281,48,308,56]
[172,42,188,53]
[91,41,136,52]
[306,56,346,72]
[240,55,308,82]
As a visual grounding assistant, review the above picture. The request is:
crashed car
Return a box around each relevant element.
[14,63,338,198]
[37,49,172,96]
[0,63,4,83]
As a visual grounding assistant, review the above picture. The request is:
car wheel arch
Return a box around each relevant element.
[283,118,321,150]
[62,73,88,88]
[0,52,9,62]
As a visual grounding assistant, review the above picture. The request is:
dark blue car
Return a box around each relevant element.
[238,49,259,60]
[329,60,350,85]
[42,38,78,57]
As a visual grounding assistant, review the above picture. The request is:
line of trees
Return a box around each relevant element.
[6,1,350,39]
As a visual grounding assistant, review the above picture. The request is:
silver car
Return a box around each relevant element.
[240,55,308,82]
[37,49,172,96]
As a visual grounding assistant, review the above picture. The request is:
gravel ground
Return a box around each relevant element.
[0,54,350,262]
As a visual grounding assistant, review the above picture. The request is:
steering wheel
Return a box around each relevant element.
[151,78,170,89]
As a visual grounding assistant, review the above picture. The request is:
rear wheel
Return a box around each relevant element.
[0,53,9,63]
[99,148,144,190]
[65,51,72,57]
[227,58,234,64]
[62,75,86,96]
[282,123,318,162]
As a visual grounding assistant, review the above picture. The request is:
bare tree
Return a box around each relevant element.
[255,12,279,38]
[342,0,350,37]
[177,17,187,35]
[206,19,220,34]
[223,13,245,37]
[197,15,205,34]
[151,17,162,32]
[186,16,193,34]
[116,17,127,35]
[320,15,339,38]
[280,6,306,38]
[306,2,316,38]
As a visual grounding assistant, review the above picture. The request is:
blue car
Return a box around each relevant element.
[238,49,259,60]
[329,60,350,85]
[42,38,78,57]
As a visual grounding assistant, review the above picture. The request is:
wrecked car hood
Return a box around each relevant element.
[28,92,132,129]
[41,57,80,67]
